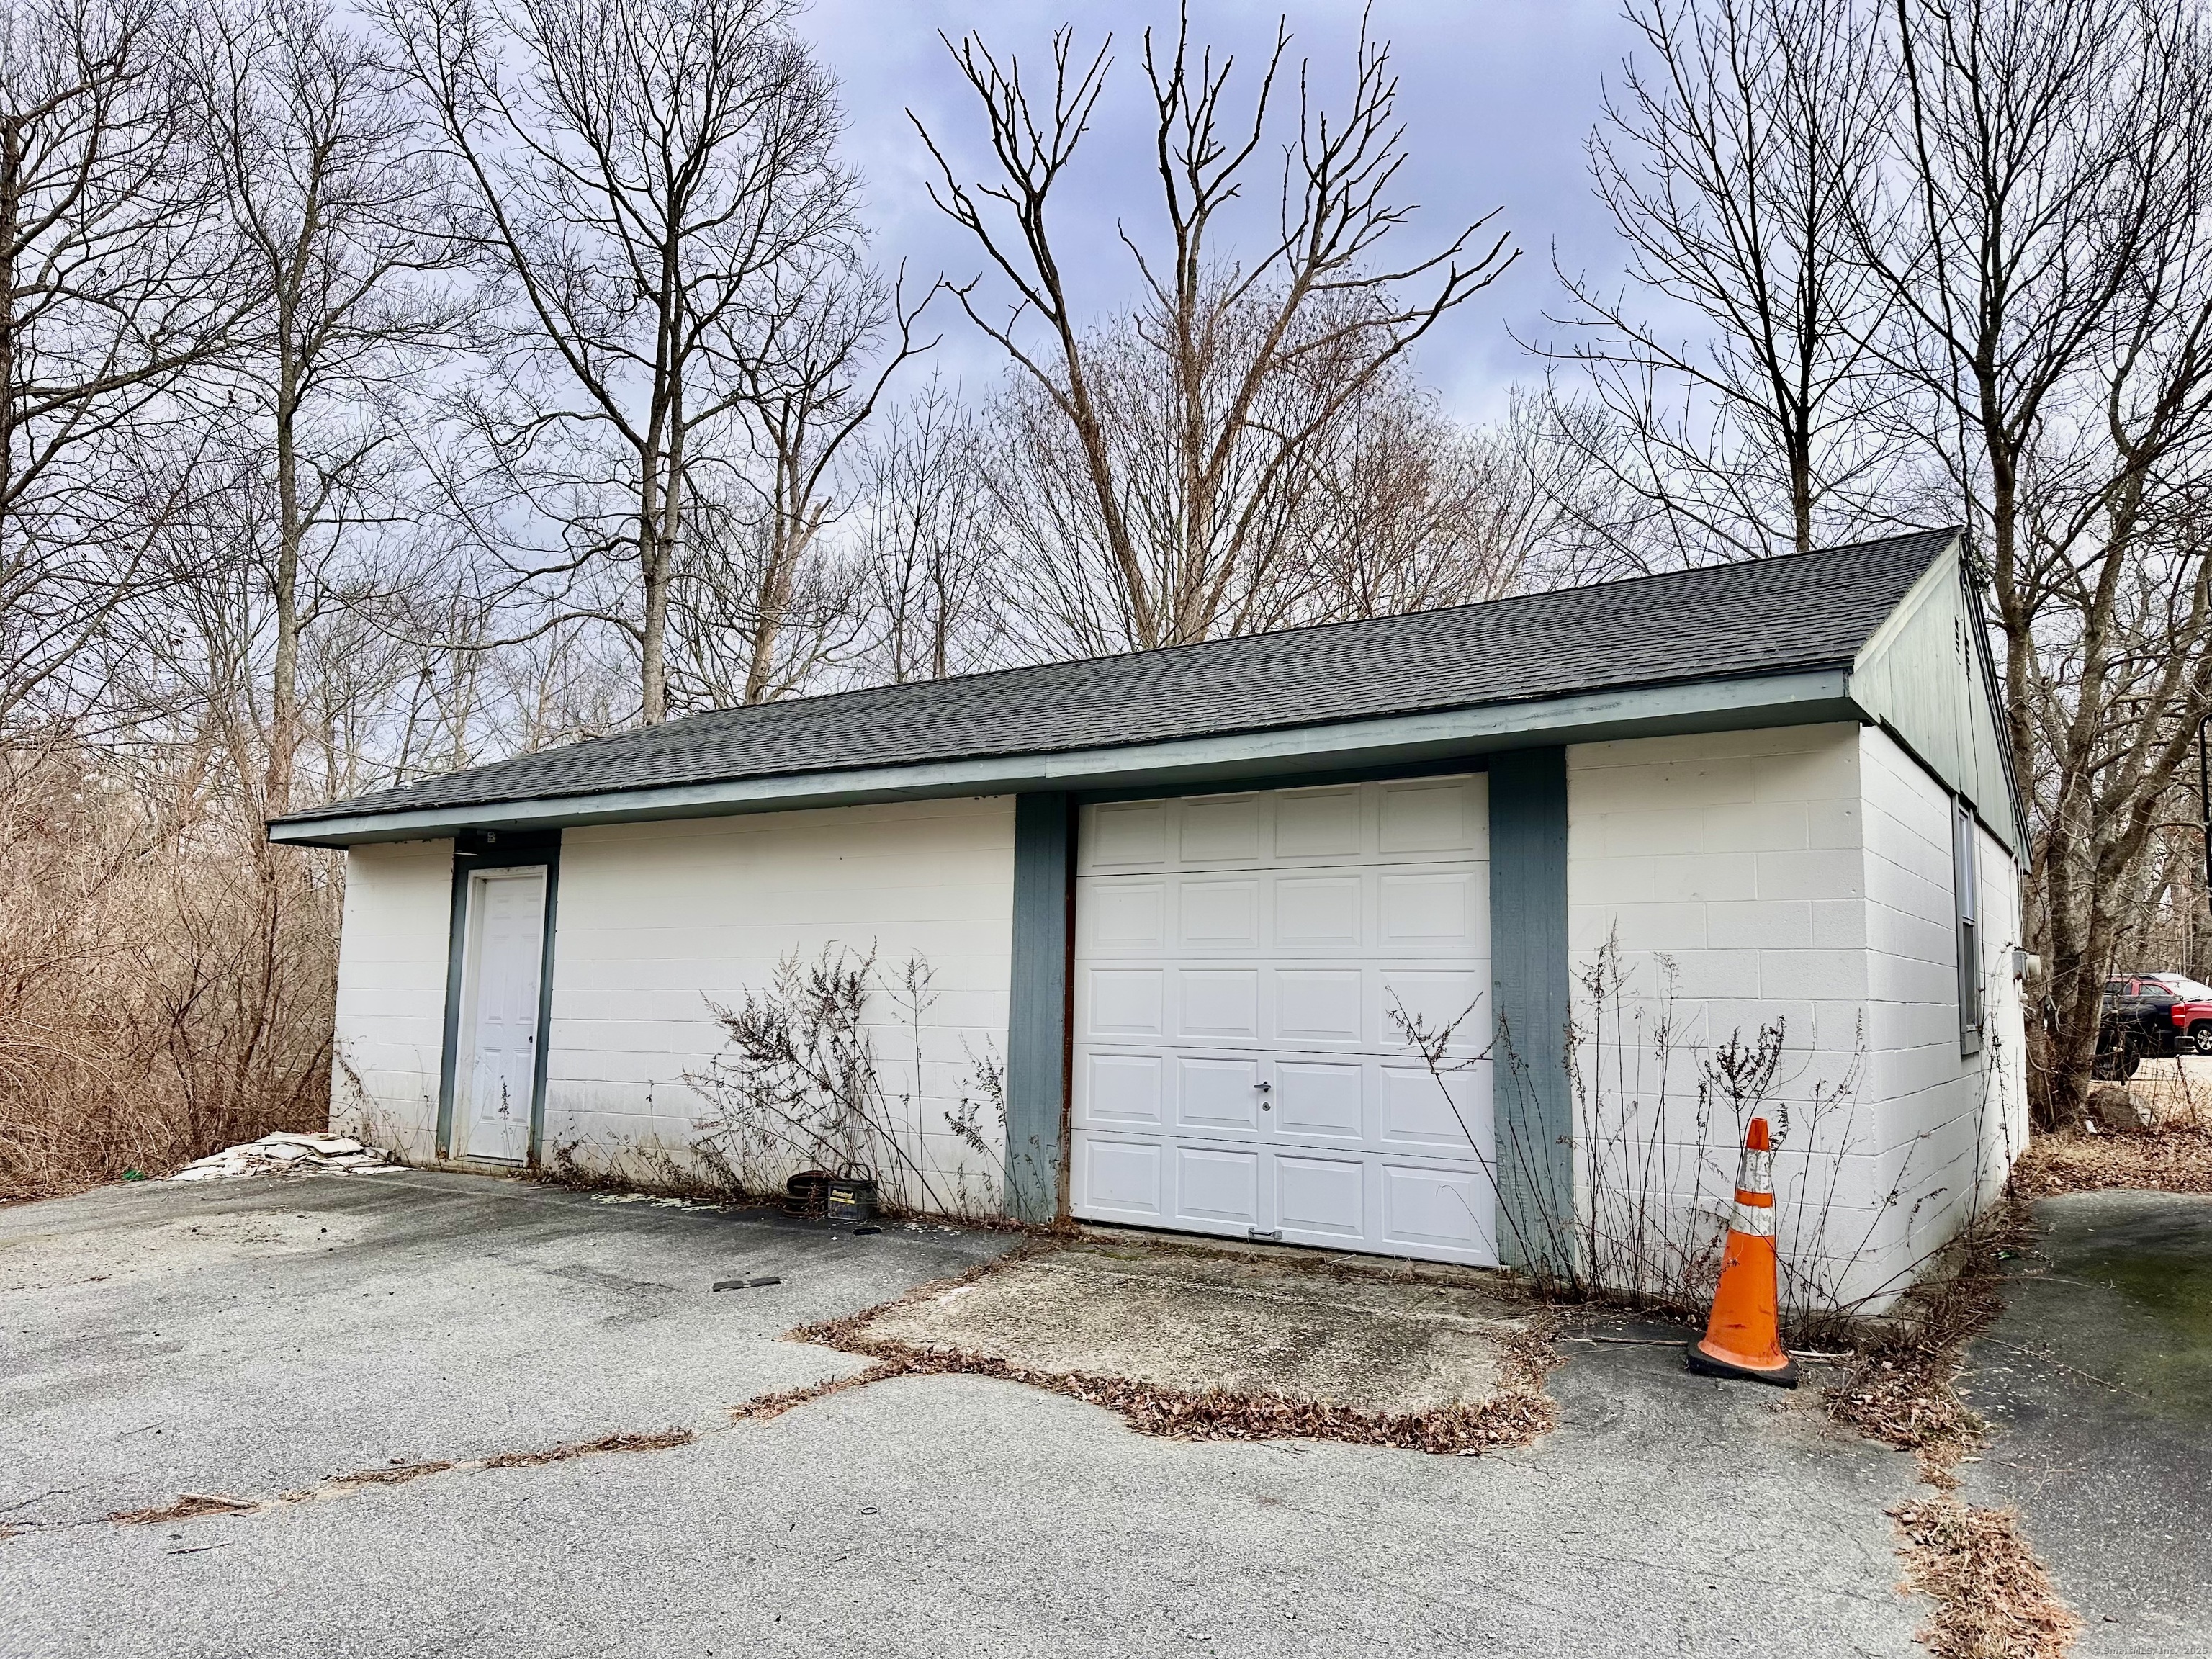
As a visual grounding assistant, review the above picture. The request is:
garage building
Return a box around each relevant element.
[270,529,2027,1309]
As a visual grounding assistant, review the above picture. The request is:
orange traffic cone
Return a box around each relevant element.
[1686,1116,1799,1388]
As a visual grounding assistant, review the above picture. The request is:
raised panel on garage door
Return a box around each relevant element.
[1071,776,1496,1267]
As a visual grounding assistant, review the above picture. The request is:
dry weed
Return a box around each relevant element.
[96,1425,697,1529]
[738,1328,1559,1455]
[331,1460,453,1486]
[728,1364,900,1424]
[1890,1497,2083,1659]
[478,1428,694,1466]
[1829,1197,2080,1656]
[108,1491,258,1524]
[0,745,337,1198]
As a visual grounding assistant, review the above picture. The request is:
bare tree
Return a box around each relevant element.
[726,263,934,704]
[382,0,858,723]
[914,10,1514,654]
[1280,371,1537,621]
[195,0,471,814]
[1543,0,1903,563]
[848,375,1004,685]
[0,0,248,727]
[1864,0,2212,1120]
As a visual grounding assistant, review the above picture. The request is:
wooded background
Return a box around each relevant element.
[6,0,2210,1195]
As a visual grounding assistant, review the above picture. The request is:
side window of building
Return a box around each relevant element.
[1954,797,1983,1055]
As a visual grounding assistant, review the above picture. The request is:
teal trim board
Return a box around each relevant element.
[1487,749,1573,1273]
[1005,793,1074,1222]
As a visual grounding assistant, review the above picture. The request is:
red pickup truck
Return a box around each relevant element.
[2098,973,2212,1076]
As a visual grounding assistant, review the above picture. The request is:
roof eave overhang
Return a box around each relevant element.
[268,667,1859,848]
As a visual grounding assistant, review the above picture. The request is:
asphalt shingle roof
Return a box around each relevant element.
[272,529,1956,827]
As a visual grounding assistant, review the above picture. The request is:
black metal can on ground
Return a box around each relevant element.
[825,1177,876,1224]
[784,1170,832,1216]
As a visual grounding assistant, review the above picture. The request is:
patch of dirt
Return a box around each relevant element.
[2012,1126,2212,1197]
[1890,1497,2084,1659]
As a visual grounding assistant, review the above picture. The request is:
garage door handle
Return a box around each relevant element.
[1254,1081,1271,1092]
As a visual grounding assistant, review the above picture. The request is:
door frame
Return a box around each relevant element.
[436,830,561,1164]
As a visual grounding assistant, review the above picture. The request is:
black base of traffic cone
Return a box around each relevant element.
[1685,1339,1800,1389]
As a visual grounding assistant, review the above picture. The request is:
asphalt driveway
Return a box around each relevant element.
[1,1170,1929,1658]
[1957,1191,2212,1659]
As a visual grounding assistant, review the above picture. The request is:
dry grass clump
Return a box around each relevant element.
[2013,1125,2212,1197]
[1889,1497,2083,1659]
[729,1364,901,1424]
[1826,1195,2022,1475]
[1823,1197,2082,1657]
[0,745,337,1198]
[96,1426,700,1529]
[331,1459,454,1486]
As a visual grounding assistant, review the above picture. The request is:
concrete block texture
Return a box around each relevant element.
[330,839,457,1162]
[1565,724,2023,1310]
[544,798,1019,1208]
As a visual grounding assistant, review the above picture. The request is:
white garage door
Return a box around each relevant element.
[1070,775,1497,1267]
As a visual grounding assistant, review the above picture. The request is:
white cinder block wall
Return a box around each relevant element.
[1565,723,2023,1309]
[1862,732,2030,1271]
[329,839,457,1161]
[544,796,1017,1209]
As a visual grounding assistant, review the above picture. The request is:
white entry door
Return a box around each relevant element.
[1070,776,1498,1267]
[454,866,547,1165]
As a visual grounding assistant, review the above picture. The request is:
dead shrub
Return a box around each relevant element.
[0,743,337,1197]
[683,944,1010,1218]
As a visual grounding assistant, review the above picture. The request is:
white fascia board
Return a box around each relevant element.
[269,668,1857,846]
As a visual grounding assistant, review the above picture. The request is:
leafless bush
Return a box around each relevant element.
[0,742,335,1197]
[1564,935,1951,1323]
[684,943,1004,1215]
[1389,930,2010,1323]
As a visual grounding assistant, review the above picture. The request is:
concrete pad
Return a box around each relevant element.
[1958,1191,2212,1658]
[855,1238,1532,1414]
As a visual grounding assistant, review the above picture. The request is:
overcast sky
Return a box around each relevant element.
[797,0,1642,423]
